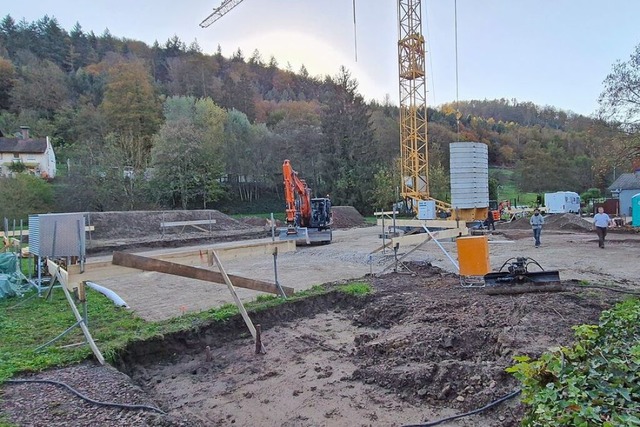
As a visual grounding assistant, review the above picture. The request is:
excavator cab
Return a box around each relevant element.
[310,198,332,229]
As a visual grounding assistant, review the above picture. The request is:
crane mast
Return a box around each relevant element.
[397,0,446,212]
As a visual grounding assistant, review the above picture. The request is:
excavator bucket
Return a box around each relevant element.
[279,226,310,244]
[278,227,332,245]
[483,269,561,287]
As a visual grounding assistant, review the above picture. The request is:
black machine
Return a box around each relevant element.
[484,257,560,287]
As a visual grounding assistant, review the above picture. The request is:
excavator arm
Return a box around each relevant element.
[282,159,311,228]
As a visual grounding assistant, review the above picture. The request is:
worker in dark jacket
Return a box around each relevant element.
[485,210,496,231]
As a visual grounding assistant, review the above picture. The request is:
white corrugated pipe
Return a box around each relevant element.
[85,281,129,308]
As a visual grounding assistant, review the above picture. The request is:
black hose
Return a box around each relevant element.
[568,283,640,295]
[4,378,166,414]
[402,389,522,427]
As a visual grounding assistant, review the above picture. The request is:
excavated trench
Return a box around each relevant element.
[113,263,621,427]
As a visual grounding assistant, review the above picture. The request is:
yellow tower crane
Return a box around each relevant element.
[396,1,450,214]
[200,0,451,215]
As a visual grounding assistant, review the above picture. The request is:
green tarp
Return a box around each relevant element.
[0,253,25,299]
[0,252,18,274]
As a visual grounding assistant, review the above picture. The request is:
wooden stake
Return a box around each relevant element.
[47,259,105,365]
[255,324,263,355]
[210,250,266,354]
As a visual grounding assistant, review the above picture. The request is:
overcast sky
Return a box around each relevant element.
[4,0,640,116]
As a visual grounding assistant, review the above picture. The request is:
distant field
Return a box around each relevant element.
[491,167,539,207]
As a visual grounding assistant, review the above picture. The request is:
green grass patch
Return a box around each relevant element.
[496,183,538,206]
[364,216,378,225]
[0,418,17,427]
[230,212,286,222]
[337,282,372,296]
[0,280,372,382]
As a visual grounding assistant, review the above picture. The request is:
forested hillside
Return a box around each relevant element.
[0,15,635,218]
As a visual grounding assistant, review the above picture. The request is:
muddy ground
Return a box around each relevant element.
[2,212,640,426]
[113,264,624,427]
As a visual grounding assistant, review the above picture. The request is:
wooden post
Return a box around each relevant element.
[255,324,263,355]
[210,250,266,354]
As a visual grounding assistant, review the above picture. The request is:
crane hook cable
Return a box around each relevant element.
[353,0,358,61]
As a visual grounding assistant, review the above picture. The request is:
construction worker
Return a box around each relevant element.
[530,208,544,247]
[593,207,612,249]
[485,210,496,231]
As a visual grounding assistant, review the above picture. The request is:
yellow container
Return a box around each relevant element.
[456,235,490,276]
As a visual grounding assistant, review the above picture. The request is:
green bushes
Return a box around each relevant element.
[508,298,640,426]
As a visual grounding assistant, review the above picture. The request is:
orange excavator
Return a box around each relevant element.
[281,159,333,245]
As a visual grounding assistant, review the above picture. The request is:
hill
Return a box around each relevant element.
[0,15,627,218]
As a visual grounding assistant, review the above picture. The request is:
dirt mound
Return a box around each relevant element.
[239,216,280,228]
[500,213,593,232]
[236,206,367,230]
[87,210,250,239]
[350,263,620,417]
[331,206,367,229]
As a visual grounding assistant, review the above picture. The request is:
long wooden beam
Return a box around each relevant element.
[0,226,95,238]
[376,219,461,229]
[112,251,294,296]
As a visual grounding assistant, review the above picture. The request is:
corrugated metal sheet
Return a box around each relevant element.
[28,213,86,257]
[450,142,489,208]
[28,215,40,256]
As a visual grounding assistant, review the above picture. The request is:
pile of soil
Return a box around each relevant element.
[84,210,265,254]
[239,206,366,230]
[331,206,368,229]
[88,210,250,239]
[239,216,277,228]
[500,213,593,232]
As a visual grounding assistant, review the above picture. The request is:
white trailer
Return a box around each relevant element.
[544,191,580,214]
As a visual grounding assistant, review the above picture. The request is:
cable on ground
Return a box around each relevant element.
[567,282,640,295]
[402,389,521,427]
[4,378,166,414]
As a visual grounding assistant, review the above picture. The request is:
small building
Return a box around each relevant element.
[608,172,640,216]
[0,126,56,179]
[544,191,580,214]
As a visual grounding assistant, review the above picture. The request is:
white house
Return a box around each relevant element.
[0,126,56,179]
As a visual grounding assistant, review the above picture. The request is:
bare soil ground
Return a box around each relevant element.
[2,213,640,427]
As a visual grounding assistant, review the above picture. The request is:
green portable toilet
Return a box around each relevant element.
[632,193,640,227]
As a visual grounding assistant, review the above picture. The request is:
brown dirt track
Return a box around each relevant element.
[2,211,640,427]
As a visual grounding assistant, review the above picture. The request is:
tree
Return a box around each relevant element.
[150,96,227,209]
[598,43,640,168]
[10,57,68,117]
[320,67,377,213]
[100,59,161,167]
[0,174,53,220]
[0,57,16,110]
[58,140,154,212]
[599,43,640,131]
